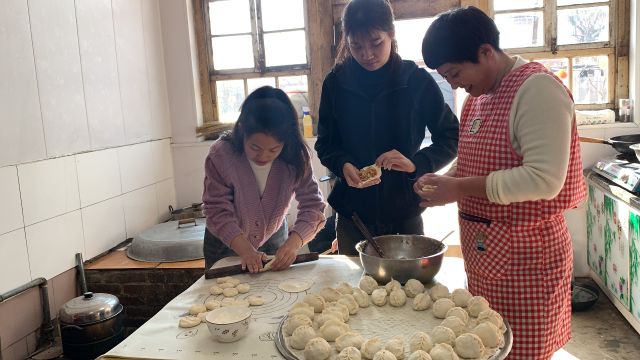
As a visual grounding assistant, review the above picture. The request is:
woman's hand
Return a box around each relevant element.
[230,235,267,273]
[343,163,380,188]
[376,150,416,173]
[270,233,303,270]
[414,173,460,207]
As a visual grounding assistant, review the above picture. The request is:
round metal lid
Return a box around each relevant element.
[59,292,122,325]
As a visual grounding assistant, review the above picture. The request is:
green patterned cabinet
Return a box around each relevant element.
[630,211,640,321]
[587,184,606,284]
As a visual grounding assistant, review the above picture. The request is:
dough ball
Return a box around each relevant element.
[432,298,456,319]
[352,287,370,308]
[428,284,450,301]
[444,307,469,325]
[336,331,365,352]
[429,343,459,360]
[472,322,502,348]
[453,333,484,359]
[431,326,456,346]
[412,293,432,311]
[304,294,326,313]
[290,325,316,350]
[361,337,384,360]
[209,285,223,295]
[450,289,472,308]
[320,287,342,302]
[196,311,209,321]
[409,331,433,353]
[384,336,405,359]
[289,302,315,319]
[219,282,235,289]
[440,316,466,337]
[284,314,313,336]
[221,297,237,306]
[371,288,388,306]
[325,302,350,322]
[319,319,350,342]
[373,349,398,360]
[225,298,249,307]
[247,295,265,306]
[338,294,360,315]
[338,346,362,360]
[205,299,221,311]
[477,309,504,329]
[178,316,201,328]
[236,283,250,293]
[222,287,239,297]
[337,282,355,295]
[304,337,332,360]
[467,296,490,317]
[314,312,343,329]
[404,279,425,298]
[359,275,379,295]
[407,350,432,360]
[385,279,402,293]
[389,289,407,307]
[216,276,234,284]
[188,304,207,315]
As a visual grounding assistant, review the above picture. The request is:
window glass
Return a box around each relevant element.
[279,76,309,119]
[495,12,544,48]
[209,0,251,35]
[536,58,570,88]
[212,35,254,70]
[216,80,245,123]
[395,18,434,62]
[493,0,542,11]
[261,0,305,31]
[264,31,307,67]
[572,55,608,104]
[557,6,609,45]
[247,77,276,94]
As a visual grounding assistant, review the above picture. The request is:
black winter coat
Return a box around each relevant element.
[315,56,459,224]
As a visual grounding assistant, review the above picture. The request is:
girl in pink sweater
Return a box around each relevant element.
[203,86,326,272]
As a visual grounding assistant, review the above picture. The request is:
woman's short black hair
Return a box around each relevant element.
[422,6,501,69]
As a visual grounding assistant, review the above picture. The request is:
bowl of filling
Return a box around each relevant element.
[205,306,252,342]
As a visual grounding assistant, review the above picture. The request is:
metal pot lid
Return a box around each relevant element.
[59,292,122,325]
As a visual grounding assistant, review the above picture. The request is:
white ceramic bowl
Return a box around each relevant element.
[205,306,252,342]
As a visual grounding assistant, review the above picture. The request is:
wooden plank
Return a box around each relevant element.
[192,0,216,123]
[308,0,335,117]
[616,0,630,101]
[334,0,461,24]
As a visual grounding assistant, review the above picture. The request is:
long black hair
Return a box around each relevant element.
[335,0,399,65]
[221,86,310,183]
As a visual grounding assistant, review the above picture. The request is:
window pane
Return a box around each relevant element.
[247,77,275,94]
[209,0,251,35]
[216,80,245,123]
[558,0,608,5]
[261,0,304,31]
[279,76,308,118]
[495,12,543,48]
[557,6,609,45]
[572,56,608,104]
[395,18,435,63]
[264,31,307,67]
[536,58,570,88]
[429,72,455,114]
[493,0,542,11]
[212,35,254,70]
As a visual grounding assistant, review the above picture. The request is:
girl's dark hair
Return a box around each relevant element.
[221,86,310,183]
[335,0,398,65]
[422,6,501,69]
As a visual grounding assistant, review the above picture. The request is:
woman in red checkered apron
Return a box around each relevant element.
[418,7,586,359]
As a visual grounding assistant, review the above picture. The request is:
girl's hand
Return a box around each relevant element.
[343,163,380,188]
[239,250,268,273]
[414,173,459,207]
[270,233,303,270]
[376,150,416,173]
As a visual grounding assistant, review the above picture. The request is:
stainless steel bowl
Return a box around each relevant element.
[356,235,447,284]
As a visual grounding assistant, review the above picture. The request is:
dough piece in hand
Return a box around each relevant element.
[450,288,472,308]
[440,316,466,337]
[389,289,407,307]
[219,282,235,289]
[373,349,397,360]
[284,314,313,336]
[336,331,365,352]
[407,350,432,360]
[432,298,455,319]
[236,283,250,293]
[205,299,221,310]
[359,275,379,295]
[445,307,469,325]
[304,337,332,360]
[337,282,355,295]
[223,287,239,297]
[412,293,432,311]
[209,285,224,295]
[428,284,450,301]
[472,322,502,348]
[189,304,207,315]
[279,279,314,293]
[477,309,504,329]
[467,296,490,317]
[247,295,265,306]
[361,337,384,360]
[431,326,456,346]
[409,332,434,353]
[261,257,276,272]
[303,294,326,313]
[384,336,405,359]
[404,279,425,298]
[319,287,342,302]
[319,319,350,342]
[371,288,388,306]
[338,346,362,360]
[178,316,201,328]
[290,325,316,350]
[429,343,459,360]
[453,333,484,359]
[352,288,370,308]
[338,294,360,315]
[358,164,382,184]
[384,279,402,293]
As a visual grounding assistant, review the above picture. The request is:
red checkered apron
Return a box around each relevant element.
[457,62,586,359]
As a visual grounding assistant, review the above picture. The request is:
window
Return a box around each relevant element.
[492,0,625,110]
[198,0,310,127]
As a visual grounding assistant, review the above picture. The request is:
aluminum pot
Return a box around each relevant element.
[356,235,447,284]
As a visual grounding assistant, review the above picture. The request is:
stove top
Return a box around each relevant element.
[592,156,640,193]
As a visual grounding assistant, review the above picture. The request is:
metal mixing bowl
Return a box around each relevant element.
[355,235,447,284]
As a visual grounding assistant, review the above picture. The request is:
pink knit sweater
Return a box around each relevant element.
[202,140,326,248]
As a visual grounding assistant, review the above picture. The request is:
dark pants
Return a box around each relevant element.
[204,220,288,269]
[335,213,424,255]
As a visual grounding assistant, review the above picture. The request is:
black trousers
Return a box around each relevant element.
[335,213,424,255]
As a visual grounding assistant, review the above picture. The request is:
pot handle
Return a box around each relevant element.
[579,136,609,144]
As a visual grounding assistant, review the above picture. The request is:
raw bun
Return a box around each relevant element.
[450,289,472,307]
[289,302,315,319]
[404,279,425,298]
[384,336,405,359]
[209,285,223,295]
[409,331,434,353]
[205,299,221,311]
[247,295,265,306]
[336,331,365,352]
[221,298,249,307]
[338,294,360,315]
[216,276,234,284]
[412,293,432,311]
[407,350,432,360]
[236,283,250,293]
[385,279,402,293]
[432,298,455,319]
[196,311,209,321]
[304,337,332,360]
[189,304,207,315]
[284,314,313,336]
[477,309,504,329]
[431,326,456,346]
[371,288,388,306]
[472,322,502,348]
[314,313,343,329]
[338,346,363,360]
[290,325,316,350]
[358,164,381,183]
[361,337,384,359]
[320,287,342,302]
[304,294,326,313]
[178,316,201,328]
[389,289,407,307]
[222,287,239,297]
[440,316,466,337]
[453,333,485,358]
[359,275,379,294]
[467,296,490,317]
[429,343,459,360]
[219,282,235,289]
[428,284,450,301]
[444,307,469,325]
[352,287,371,308]
[337,282,355,294]
[319,319,350,342]
[373,349,397,360]
[325,302,350,322]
